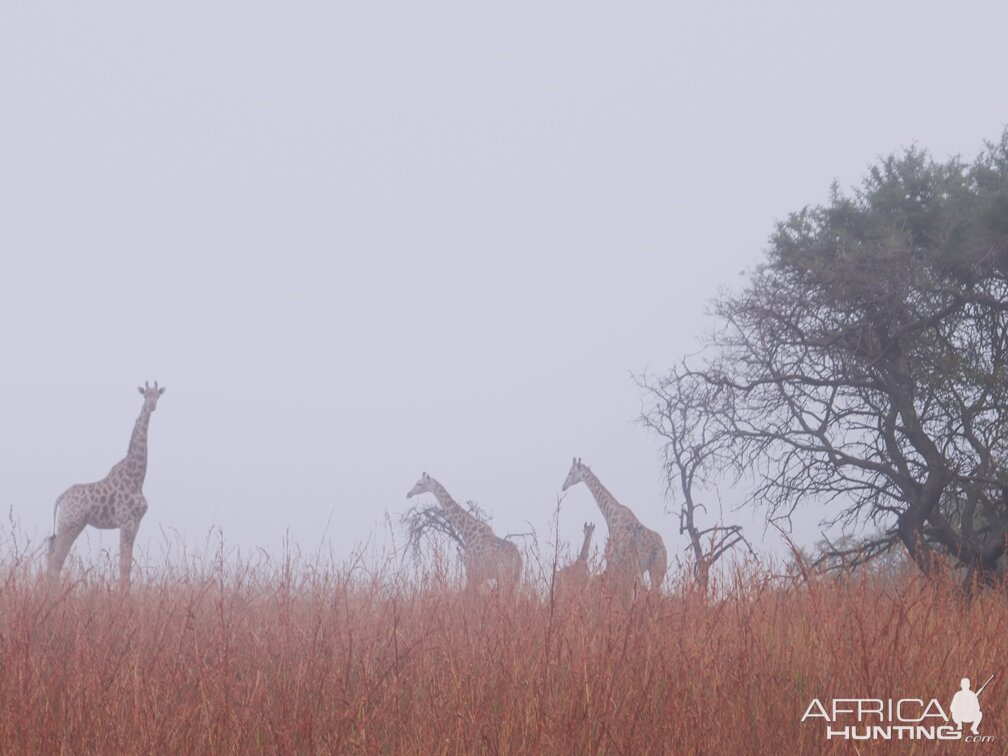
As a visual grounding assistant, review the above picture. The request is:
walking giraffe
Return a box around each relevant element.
[554,521,595,595]
[407,472,521,594]
[561,457,666,596]
[46,382,166,589]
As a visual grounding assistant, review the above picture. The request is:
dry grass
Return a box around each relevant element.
[2,540,1007,754]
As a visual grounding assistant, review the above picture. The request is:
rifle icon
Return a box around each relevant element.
[977,674,995,696]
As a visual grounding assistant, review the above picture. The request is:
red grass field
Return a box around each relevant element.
[2,544,1007,754]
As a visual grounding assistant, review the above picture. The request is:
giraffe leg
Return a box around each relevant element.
[602,538,633,601]
[46,522,86,585]
[644,535,667,592]
[461,551,481,593]
[627,543,657,597]
[119,519,141,590]
[465,560,489,595]
[498,544,522,597]
[648,555,667,592]
[499,565,519,597]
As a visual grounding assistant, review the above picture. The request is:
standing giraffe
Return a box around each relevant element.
[561,457,666,595]
[554,521,595,595]
[46,382,166,589]
[407,472,521,594]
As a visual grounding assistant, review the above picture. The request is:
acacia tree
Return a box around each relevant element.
[401,499,491,553]
[643,131,1008,587]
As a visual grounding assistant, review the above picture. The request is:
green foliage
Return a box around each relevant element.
[771,132,1008,291]
[645,128,1008,586]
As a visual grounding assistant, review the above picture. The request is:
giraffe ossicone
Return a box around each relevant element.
[562,456,667,597]
[46,381,166,590]
[407,472,522,594]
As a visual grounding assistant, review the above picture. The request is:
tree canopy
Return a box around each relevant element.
[643,130,1008,585]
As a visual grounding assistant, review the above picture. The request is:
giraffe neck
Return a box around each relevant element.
[429,479,485,548]
[123,406,152,485]
[581,469,629,529]
[577,530,593,563]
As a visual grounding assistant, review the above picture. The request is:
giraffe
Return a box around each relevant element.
[554,521,595,595]
[561,457,666,596]
[46,382,166,589]
[407,472,521,594]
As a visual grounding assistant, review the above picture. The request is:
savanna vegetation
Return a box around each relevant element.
[2,540,1006,754]
[4,131,1008,754]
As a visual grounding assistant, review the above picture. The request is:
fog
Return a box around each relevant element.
[2,1,1006,567]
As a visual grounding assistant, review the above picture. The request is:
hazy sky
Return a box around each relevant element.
[2,1,1006,570]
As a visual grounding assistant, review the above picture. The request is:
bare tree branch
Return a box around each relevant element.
[640,134,1008,589]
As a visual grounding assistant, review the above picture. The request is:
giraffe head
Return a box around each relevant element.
[137,380,166,412]
[407,472,436,499]
[583,521,595,538]
[562,457,588,491]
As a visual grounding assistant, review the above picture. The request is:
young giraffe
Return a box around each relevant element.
[554,521,595,595]
[46,382,166,589]
[407,472,522,594]
[562,457,666,596]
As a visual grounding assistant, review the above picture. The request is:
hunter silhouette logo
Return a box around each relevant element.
[951,675,993,736]
[801,674,995,743]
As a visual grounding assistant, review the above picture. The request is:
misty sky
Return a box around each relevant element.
[2,1,1006,570]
